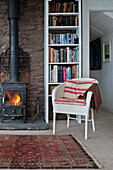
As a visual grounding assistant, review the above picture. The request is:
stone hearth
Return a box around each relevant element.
[0,114,48,130]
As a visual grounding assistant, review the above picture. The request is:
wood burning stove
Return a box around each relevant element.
[1,82,26,123]
[1,0,26,123]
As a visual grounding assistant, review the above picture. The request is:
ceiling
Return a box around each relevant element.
[90,11,113,42]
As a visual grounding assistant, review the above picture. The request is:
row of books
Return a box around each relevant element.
[49,47,79,63]
[49,65,79,83]
[49,16,78,26]
[49,1,78,13]
[49,33,79,44]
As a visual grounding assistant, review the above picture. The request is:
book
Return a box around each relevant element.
[63,2,67,13]
[55,2,59,13]
[49,47,51,63]
[72,65,76,78]
[75,16,78,26]
[68,67,72,79]
[58,3,61,13]
[63,48,67,62]
[75,48,77,62]
[53,65,58,82]
[75,2,78,12]
[49,65,51,83]
[63,67,66,82]
[70,49,73,62]
[72,49,75,62]
[75,65,79,78]
[69,2,73,12]
[67,47,70,62]
[58,66,63,82]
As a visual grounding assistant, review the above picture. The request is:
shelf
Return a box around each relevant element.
[44,0,81,123]
[49,62,79,65]
[48,95,52,97]
[48,44,79,47]
[49,26,79,30]
[49,13,79,16]
[48,83,63,85]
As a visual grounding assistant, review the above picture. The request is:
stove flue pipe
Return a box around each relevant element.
[8,0,20,81]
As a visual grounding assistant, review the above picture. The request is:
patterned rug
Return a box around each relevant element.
[0,134,99,169]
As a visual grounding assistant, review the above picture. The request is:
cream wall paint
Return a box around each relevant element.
[82,0,113,77]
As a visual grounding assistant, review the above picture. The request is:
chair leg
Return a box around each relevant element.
[91,108,95,131]
[85,115,88,140]
[53,112,56,134]
[67,114,70,127]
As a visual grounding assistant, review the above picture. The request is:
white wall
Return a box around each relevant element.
[90,33,113,112]
[82,0,113,77]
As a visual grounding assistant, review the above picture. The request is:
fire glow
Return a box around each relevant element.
[5,91,22,106]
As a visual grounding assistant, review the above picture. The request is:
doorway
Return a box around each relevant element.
[89,11,113,112]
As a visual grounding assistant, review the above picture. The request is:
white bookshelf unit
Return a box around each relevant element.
[44,0,81,123]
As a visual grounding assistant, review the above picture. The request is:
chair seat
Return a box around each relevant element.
[54,97,86,106]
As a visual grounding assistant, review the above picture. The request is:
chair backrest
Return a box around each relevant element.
[63,78,98,99]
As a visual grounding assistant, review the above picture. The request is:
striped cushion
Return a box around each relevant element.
[63,79,97,98]
[54,97,86,106]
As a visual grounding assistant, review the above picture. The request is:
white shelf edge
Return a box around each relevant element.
[49,26,79,30]
[49,13,79,16]
[48,83,63,85]
[48,44,79,47]
[48,95,52,97]
[49,62,79,65]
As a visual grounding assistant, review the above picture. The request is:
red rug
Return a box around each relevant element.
[0,134,99,169]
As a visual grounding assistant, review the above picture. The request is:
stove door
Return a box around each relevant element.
[5,90,22,106]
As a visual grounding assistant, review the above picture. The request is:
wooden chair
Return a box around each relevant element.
[52,78,98,139]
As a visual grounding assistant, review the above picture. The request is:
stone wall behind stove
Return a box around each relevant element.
[0,0,45,118]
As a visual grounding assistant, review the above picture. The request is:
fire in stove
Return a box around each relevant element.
[5,90,22,106]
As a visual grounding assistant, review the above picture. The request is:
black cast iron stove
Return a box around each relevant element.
[1,0,26,123]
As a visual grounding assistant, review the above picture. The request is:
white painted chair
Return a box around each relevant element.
[52,78,98,139]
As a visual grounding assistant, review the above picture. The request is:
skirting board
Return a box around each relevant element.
[101,104,113,113]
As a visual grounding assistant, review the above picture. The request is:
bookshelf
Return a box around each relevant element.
[44,0,81,123]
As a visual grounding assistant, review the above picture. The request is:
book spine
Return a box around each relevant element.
[72,49,75,62]
[49,65,51,83]
[53,49,55,63]
[67,47,70,62]
[49,47,51,63]
[63,67,66,82]
[66,67,68,80]
[69,49,72,62]
[68,67,72,80]
[72,65,75,79]
[75,48,77,62]
[77,47,79,62]
[61,48,63,62]
[75,1,78,12]
[55,2,58,13]
[58,66,63,82]
[58,3,61,13]
[63,48,67,62]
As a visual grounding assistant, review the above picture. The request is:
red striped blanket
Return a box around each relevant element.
[54,79,98,105]
[63,79,97,99]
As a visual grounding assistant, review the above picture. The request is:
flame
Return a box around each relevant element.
[6,91,22,106]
